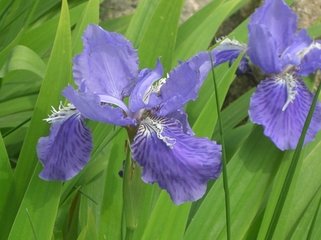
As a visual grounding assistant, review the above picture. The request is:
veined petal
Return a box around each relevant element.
[166,109,194,136]
[158,52,212,116]
[64,86,135,126]
[128,60,164,113]
[73,24,138,99]
[249,77,321,150]
[250,0,297,51]
[131,116,221,205]
[37,114,92,180]
[248,24,282,73]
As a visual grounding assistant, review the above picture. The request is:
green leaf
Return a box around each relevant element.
[19,3,87,56]
[0,94,37,118]
[0,132,13,217]
[0,0,40,67]
[8,165,62,240]
[306,190,321,239]
[213,89,254,138]
[289,186,321,239]
[98,131,126,240]
[174,0,244,62]
[0,45,46,78]
[0,71,41,102]
[141,193,190,240]
[77,208,98,240]
[258,132,321,239]
[125,0,161,46]
[138,0,184,71]
[101,14,132,34]
[184,127,284,240]
[13,0,72,198]
[71,0,100,54]
[192,53,245,137]
[209,55,231,239]
[0,0,72,238]
[0,112,32,129]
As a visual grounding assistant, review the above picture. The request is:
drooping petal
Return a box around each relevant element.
[298,42,321,76]
[157,52,212,116]
[131,116,221,205]
[73,24,138,99]
[128,60,163,113]
[249,77,321,150]
[248,24,282,73]
[64,86,136,126]
[249,0,297,51]
[37,114,92,180]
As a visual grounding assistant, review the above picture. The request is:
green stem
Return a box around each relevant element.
[123,131,139,240]
[209,53,231,240]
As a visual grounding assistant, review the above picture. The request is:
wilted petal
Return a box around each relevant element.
[129,60,163,112]
[249,78,321,150]
[64,86,135,126]
[248,24,282,73]
[250,0,297,51]
[73,24,138,99]
[158,52,212,115]
[37,114,92,180]
[131,116,221,204]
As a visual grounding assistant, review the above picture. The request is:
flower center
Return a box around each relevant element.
[44,102,78,123]
[275,73,298,111]
[138,115,176,148]
[142,76,168,104]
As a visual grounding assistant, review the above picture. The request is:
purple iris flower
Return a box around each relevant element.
[37,25,222,204]
[213,0,321,150]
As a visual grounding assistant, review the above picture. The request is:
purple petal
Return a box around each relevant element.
[131,116,221,205]
[212,38,246,66]
[249,78,321,150]
[158,52,212,116]
[248,24,282,73]
[128,60,164,113]
[64,86,135,126]
[166,109,194,136]
[73,24,138,99]
[281,29,312,67]
[298,44,321,76]
[37,114,92,180]
[250,0,297,51]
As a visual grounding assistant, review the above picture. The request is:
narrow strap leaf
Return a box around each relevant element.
[209,52,231,240]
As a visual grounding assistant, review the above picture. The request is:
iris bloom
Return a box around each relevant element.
[213,0,321,150]
[37,25,222,204]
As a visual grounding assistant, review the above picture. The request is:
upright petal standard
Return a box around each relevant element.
[37,25,222,204]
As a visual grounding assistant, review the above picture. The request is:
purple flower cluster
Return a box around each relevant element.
[37,0,321,204]
[37,25,222,204]
[214,0,321,150]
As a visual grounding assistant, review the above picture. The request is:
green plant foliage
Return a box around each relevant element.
[1,0,321,239]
